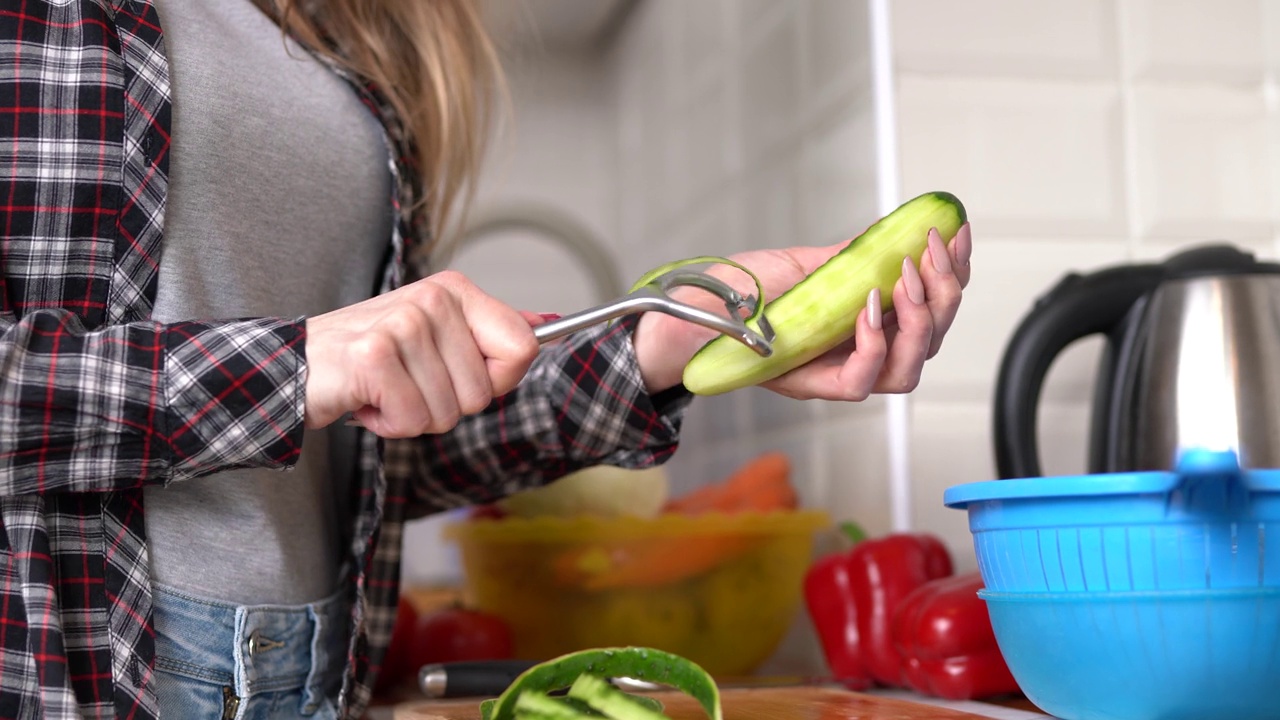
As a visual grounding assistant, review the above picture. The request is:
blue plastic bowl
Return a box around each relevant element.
[943,449,1280,720]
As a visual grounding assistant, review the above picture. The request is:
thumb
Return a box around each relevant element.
[520,311,562,327]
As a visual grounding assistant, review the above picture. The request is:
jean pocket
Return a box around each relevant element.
[152,666,235,719]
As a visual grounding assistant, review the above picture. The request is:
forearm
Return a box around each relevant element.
[394,316,694,517]
[0,309,307,495]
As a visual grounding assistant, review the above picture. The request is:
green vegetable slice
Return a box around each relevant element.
[512,691,600,719]
[568,674,670,720]
[482,694,664,719]
[481,647,723,720]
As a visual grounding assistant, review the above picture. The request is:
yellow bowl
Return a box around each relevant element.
[442,509,830,677]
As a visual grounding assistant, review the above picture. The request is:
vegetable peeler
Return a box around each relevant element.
[533,267,776,357]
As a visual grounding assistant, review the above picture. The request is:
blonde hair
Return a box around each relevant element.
[256,0,507,257]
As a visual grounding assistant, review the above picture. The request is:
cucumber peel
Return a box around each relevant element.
[482,694,664,719]
[480,647,722,720]
[681,191,967,395]
[512,691,596,719]
[623,255,768,328]
[567,674,669,720]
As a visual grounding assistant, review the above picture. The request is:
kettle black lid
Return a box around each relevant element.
[1162,243,1280,279]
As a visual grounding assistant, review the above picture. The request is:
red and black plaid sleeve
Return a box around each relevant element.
[0,311,307,494]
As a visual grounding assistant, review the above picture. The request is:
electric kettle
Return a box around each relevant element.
[993,243,1280,479]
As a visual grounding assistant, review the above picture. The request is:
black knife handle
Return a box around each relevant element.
[418,659,538,698]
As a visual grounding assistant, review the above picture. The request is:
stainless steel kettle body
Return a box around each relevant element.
[1110,273,1280,472]
[993,244,1280,478]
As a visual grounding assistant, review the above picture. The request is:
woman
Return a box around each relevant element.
[0,0,972,718]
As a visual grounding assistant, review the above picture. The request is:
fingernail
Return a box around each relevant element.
[866,288,882,330]
[928,227,952,274]
[952,223,972,267]
[902,256,925,304]
[538,313,563,321]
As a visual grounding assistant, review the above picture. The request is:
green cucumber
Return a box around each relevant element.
[481,647,721,720]
[512,691,601,719]
[483,694,662,719]
[567,674,669,720]
[681,191,967,395]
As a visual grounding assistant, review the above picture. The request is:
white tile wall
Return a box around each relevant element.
[896,76,1127,239]
[802,0,873,114]
[799,102,879,246]
[1271,83,1280,257]
[907,401,993,574]
[909,239,1130,405]
[911,398,1101,574]
[677,77,734,206]
[1123,0,1265,85]
[1130,236,1279,263]
[680,0,729,84]
[450,230,605,312]
[739,7,803,167]
[821,398,893,537]
[1130,83,1273,241]
[741,152,800,251]
[1267,0,1280,79]
[891,0,1118,79]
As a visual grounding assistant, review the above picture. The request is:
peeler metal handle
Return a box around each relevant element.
[533,271,775,357]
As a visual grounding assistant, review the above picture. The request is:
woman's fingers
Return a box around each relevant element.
[455,279,541,397]
[869,256,934,394]
[304,271,540,437]
[949,222,973,288]
[345,333,433,437]
[918,226,966,359]
[763,288,889,400]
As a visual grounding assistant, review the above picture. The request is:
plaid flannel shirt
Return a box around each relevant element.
[0,2,691,718]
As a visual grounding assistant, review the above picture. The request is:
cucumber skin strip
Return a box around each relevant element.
[485,694,664,719]
[567,674,671,720]
[623,255,767,326]
[682,191,966,395]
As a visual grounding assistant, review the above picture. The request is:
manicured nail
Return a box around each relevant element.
[952,222,972,267]
[866,288,882,330]
[928,227,951,274]
[902,257,925,304]
[538,313,563,321]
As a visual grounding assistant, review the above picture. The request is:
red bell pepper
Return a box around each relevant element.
[803,525,953,688]
[803,549,872,689]
[891,571,1020,700]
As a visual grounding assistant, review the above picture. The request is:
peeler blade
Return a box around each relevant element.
[532,268,774,356]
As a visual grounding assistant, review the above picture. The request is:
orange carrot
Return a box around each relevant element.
[662,451,796,515]
[552,535,760,591]
[552,453,798,591]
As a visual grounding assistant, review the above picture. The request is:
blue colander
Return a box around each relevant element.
[943,449,1280,720]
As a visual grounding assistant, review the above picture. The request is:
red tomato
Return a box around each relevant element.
[410,605,514,666]
[374,596,419,694]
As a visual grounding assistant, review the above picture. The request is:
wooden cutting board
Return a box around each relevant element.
[393,687,1014,719]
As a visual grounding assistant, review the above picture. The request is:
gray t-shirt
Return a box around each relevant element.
[145,0,393,605]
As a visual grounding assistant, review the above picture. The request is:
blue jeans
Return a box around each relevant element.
[150,583,350,720]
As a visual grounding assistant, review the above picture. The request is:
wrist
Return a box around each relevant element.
[632,309,717,395]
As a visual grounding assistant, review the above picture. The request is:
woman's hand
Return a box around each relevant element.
[632,223,973,401]
[304,271,541,437]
